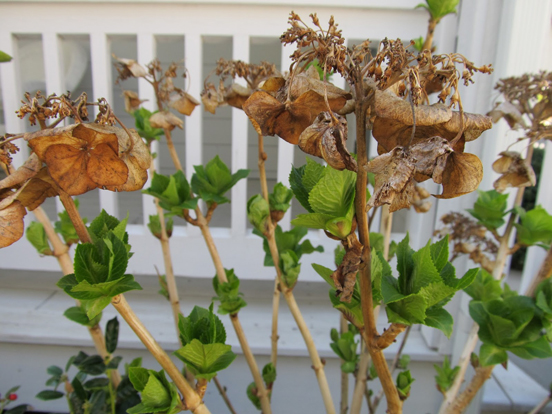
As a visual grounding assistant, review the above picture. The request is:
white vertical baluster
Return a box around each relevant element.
[137,33,158,226]
[277,43,295,231]
[184,34,202,236]
[42,32,66,214]
[90,32,118,217]
[0,33,25,167]
[231,34,249,236]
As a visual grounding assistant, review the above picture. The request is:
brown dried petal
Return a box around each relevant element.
[104,128,151,192]
[27,123,129,196]
[289,67,352,104]
[169,92,200,116]
[487,101,526,129]
[435,152,483,199]
[201,84,222,114]
[149,111,184,130]
[0,153,42,190]
[0,190,26,248]
[113,55,148,78]
[332,238,363,303]
[16,167,58,210]
[492,151,536,193]
[533,100,552,123]
[224,84,251,110]
[123,91,146,113]
[409,136,453,178]
[298,112,356,171]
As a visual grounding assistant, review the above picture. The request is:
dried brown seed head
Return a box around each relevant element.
[123,91,146,113]
[168,92,200,116]
[0,189,27,248]
[492,151,536,192]
[149,111,184,131]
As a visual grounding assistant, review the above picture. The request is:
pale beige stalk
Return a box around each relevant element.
[339,315,349,414]
[444,365,494,414]
[32,206,121,387]
[111,294,210,414]
[525,242,552,297]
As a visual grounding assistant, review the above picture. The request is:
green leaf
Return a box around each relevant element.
[129,367,150,392]
[247,195,270,234]
[430,236,449,272]
[269,183,293,213]
[71,376,88,402]
[247,382,262,410]
[26,222,53,255]
[178,305,227,345]
[464,269,502,301]
[262,363,277,385]
[0,51,13,62]
[396,370,415,399]
[512,336,552,359]
[514,205,552,246]
[77,355,106,375]
[408,241,441,294]
[212,269,247,315]
[36,390,64,401]
[174,339,236,380]
[291,213,333,230]
[416,0,459,21]
[84,378,110,390]
[141,373,171,408]
[47,365,63,377]
[396,234,414,294]
[302,158,325,194]
[280,250,301,288]
[385,293,427,325]
[434,356,459,393]
[466,190,509,230]
[55,199,84,245]
[192,156,249,204]
[412,36,424,52]
[289,164,312,212]
[312,263,335,288]
[105,317,119,354]
[64,306,102,327]
[133,108,163,143]
[479,343,508,366]
[309,166,356,217]
[424,307,454,338]
[147,215,173,239]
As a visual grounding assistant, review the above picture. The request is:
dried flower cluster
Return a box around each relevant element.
[17,91,91,126]
[435,212,498,273]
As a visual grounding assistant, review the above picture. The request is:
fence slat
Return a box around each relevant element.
[231,34,250,236]
[276,43,294,231]
[0,33,26,167]
[137,33,158,226]
[184,34,203,236]
[90,32,118,217]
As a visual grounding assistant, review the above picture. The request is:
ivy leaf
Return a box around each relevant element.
[174,339,237,380]
[26,222,53,255]
[514,205,552,246]
[466,190,509,230]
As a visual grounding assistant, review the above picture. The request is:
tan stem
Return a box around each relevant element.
[339,315,349,414]
[164,128,184,172]
[528,394,552,414]
[196,210,272,414]
[379,205,393,260]
[257,132,280,368]
[213,377,238,414]
[525,241,552,297]
[285,290,336,413]
[422,18,438,52]
[375,323,408,350]
[444,365,494,414]
[111,294,209,414]
[32,206,121,387]
[350,342,370,414]
[355,88,401,413]
[57,189,92,244]
[438,324,479,414]
[372,326,412,411]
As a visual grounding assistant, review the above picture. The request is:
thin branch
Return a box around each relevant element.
[350,341,371,414]
[339,315,349,414]
[528,394,552,414]
[375,323,408,350]
[525,241,552,297]
[444,365,494,414]
[213,377,238,414]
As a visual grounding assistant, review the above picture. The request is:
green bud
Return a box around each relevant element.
[247,195,270,234]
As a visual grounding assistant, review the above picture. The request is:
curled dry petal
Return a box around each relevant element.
[16,167,58,210]
[298,112,357,171]
[0,153,42,191]
[26,123,129,196]
[225,84,251,110]
[0,189,27,248]
[372,89,492,153]
[104,127,151,192]
[149,111,184,130]
[492,151,536,193]
[434,152,483,199]
[243,71,351,144]
[332,236,363,302]
[123,91,147,113]
[487,101,526,129]
[112,54,148,78]
[169,92,200,116]
[201,83,224,114]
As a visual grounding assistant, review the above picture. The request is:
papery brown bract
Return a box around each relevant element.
[26,123,129,196]
[435,152,483,199]
[492,151,536,193]
[149,111,184,130]
[16,168,58,210]
[113,55,148,79]
[0,189,27,248]
[298,112,356,171]
[123,91,147,113]
[332,237,363,302]
[169,92,200,116]
[0,153,42,191]
[487,101,526,129]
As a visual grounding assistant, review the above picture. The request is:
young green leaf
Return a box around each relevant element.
[143,171,198,215]
[416,0,459,21]
[147,215,173,240]
[105,317,119,354]
[479,343,508,367]
[212,269,247,315]
[192,156,249,205]
[246,382,262,410]
[55,199,85,245]
[396,370,415,400]
[289,164,312,212]
[247,195,270,234]
[36,390,64,401]
[514,205,552,246]
[178,305,227,345]
[26,221,53,255]
[269,182,293,213]
[174,339,237,380]
[262,363,277,385]
[0,51,13,62]
[464,269,502,302]
[466,190,509,230]
[434,356,460,394]
[64,305,102,327]
[133,108,164,144]
[279,250,301,289]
